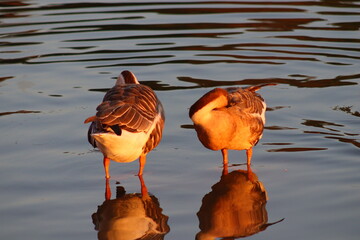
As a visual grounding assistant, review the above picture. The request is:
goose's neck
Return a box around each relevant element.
[116,70,139,85]
[189,88,228,124]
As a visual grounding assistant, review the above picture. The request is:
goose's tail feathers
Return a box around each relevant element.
[247,83,277,92]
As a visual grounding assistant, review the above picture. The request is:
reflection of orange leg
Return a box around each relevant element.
[138,175,150,200]
[246,148,252,167]
[105,178,111,200]
[138,154,146,176]
[222,163,229,176]
[103,157,110,179]
[221,149,228,165]
[247,164,255,182]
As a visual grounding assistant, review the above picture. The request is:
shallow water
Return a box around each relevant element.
[1,1,359,239]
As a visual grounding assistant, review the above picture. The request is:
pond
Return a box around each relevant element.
[0,1,359,239]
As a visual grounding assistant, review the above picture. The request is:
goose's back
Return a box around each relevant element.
[226,87,265,117]
[225,87,266,148]
[96,84,160,133]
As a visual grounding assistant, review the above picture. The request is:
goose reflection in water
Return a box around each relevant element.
[92,176,170,240]
[196,169,283,240]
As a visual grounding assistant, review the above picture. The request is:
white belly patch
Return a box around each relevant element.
[92,130,148,163]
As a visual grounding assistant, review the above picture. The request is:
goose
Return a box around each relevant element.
[84,70,165,178]
[189,84,274,167]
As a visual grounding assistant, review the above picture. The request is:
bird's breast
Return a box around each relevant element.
[193,110,256,151]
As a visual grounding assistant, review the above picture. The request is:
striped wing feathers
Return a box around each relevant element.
[226,87,265,116]
[144,114,165,154]
[95,84,158,132]
[226,86,266,146]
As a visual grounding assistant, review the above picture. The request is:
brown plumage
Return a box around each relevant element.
[84,70,165,178]
[189,84,275,166]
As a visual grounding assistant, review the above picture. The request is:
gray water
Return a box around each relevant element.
[1,1,359,239]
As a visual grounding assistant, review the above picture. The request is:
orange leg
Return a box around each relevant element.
[138,154,147,176]
[105,178,111,200]
[221,149,229,176]
[138,175,150,200]
[103,157,110,179]
[221,149,228,166]
[246,148,253,167]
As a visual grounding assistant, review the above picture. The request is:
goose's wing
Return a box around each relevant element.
[144,104,165,154]
[93,84,160,133]
[226,87,265,116]
[226,87,266,145]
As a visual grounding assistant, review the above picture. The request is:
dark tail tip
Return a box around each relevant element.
[247,83,277,92]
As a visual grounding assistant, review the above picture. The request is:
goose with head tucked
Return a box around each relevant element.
[85,70,165,178]
[189,84,275,167]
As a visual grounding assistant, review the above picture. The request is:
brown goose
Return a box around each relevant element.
[189,84,274,167]
[84,70,165,178]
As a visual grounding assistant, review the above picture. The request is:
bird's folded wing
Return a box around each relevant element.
[227,88,265,115]
[95,84,159,132]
